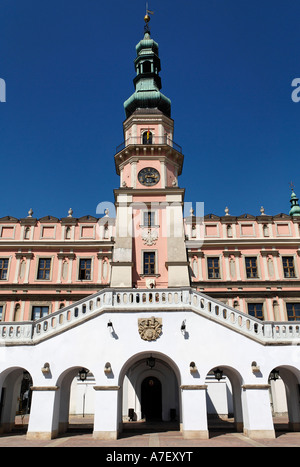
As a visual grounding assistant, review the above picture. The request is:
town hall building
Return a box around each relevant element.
[0,15,300,441]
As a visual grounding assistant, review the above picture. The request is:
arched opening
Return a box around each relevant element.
[142,130,152,144]
[143,60,151,73]
[206,366,243,435]
[268,365,300,434]
[54,366,95,435]
[118,352,181,433]
[0,367,33,436]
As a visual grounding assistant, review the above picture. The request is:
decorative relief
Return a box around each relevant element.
[142,228,158,246]
[138,317,162,341]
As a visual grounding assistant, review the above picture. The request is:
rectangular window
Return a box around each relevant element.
[287,303,300,321]
[282,256,296,278]
[248,303,264,320]
[79,259,92,280]
[0,305,3,321]
[245,257,258,278]
[0,259,8,280]
[143,252,155,275]
[207,257,220,279]
[32,306,49,320]
[143,211,155,227]
[37,258,51,280]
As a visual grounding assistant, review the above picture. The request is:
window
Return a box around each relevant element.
[32,306,49,320]
[0,305,3,321]
[0,259,8,280]
[248,303,264,320]
[79,259,91,280]
[245,257,258,278]
[142,130,152,144]
[207,257,220,279]
[282,256,296,278]
[143,211,155,227]
[143,252,155,275]
[287,303,300,321]
[37,258,51,280]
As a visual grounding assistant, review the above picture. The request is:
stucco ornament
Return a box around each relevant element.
[138,317,162,341]
[142,228,158,246]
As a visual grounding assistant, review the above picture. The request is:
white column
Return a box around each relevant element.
[93,386,120,439]
[27,386,59,440]
[181,385,208,439]
[242,385,275,439]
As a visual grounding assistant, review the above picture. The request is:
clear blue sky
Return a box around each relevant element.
[0,0,299,219]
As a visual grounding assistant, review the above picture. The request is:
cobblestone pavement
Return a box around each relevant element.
[0,415,299,448]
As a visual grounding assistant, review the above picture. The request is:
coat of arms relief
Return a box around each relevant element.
[138,317,162,341]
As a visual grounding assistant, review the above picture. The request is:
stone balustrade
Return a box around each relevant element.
[0,288,300,345]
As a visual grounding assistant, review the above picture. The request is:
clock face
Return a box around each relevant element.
[138,167,160,186]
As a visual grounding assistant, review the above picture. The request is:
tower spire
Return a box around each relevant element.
[289,182,300,217]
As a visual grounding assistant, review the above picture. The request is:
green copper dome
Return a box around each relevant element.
[124,30,171,119]
[289,190,300,216]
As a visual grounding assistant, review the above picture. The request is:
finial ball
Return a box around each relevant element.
[144,14,150,23]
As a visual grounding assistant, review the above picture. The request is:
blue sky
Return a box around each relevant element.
[0,0,299,219]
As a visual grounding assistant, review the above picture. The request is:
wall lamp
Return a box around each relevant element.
[41,362,50,375]
[269,369,279,381]
[181,320,186,334]
[104,362,112,374]
[213,368,223,381]
[107,320,114,334]
[190,361,197,373]
[147,356,156,369]
[78,368,89,382]
[251,361,260,373]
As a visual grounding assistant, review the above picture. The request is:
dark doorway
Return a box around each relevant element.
[141,376,162,421]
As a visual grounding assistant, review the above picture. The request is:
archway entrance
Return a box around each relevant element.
[119,352,181,433]
[141,376,162,421]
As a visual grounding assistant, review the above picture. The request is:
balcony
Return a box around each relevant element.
[115,136,182,155]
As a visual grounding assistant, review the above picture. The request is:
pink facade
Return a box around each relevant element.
[0,208,299,323]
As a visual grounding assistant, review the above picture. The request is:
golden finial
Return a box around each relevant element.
[290,181,295,191]
[144,2,154,23]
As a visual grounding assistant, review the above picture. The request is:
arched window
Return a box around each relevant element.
[143,130,152,144]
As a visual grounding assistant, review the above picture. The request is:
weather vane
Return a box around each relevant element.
[144,2,154,33]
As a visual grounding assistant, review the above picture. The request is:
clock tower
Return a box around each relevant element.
[111,17,190,288]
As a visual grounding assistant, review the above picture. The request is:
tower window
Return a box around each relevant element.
[143,211,155,227]
[143,252,156,275]
[143,131,152,144]
[143,61,151,73]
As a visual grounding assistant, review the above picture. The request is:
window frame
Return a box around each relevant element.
[282,256,296,279]
[142,250,157,276]
[0,258,9,280]
[78,258,92,281]
[207,256,221,279]
[31,305,50,321]
[37,258,52,280]
[286,302,300,321]
[245,256,259,279]
[247,302,264,320]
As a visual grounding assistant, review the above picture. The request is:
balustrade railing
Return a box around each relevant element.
[115,136,182,154]
[1,288,300,345]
